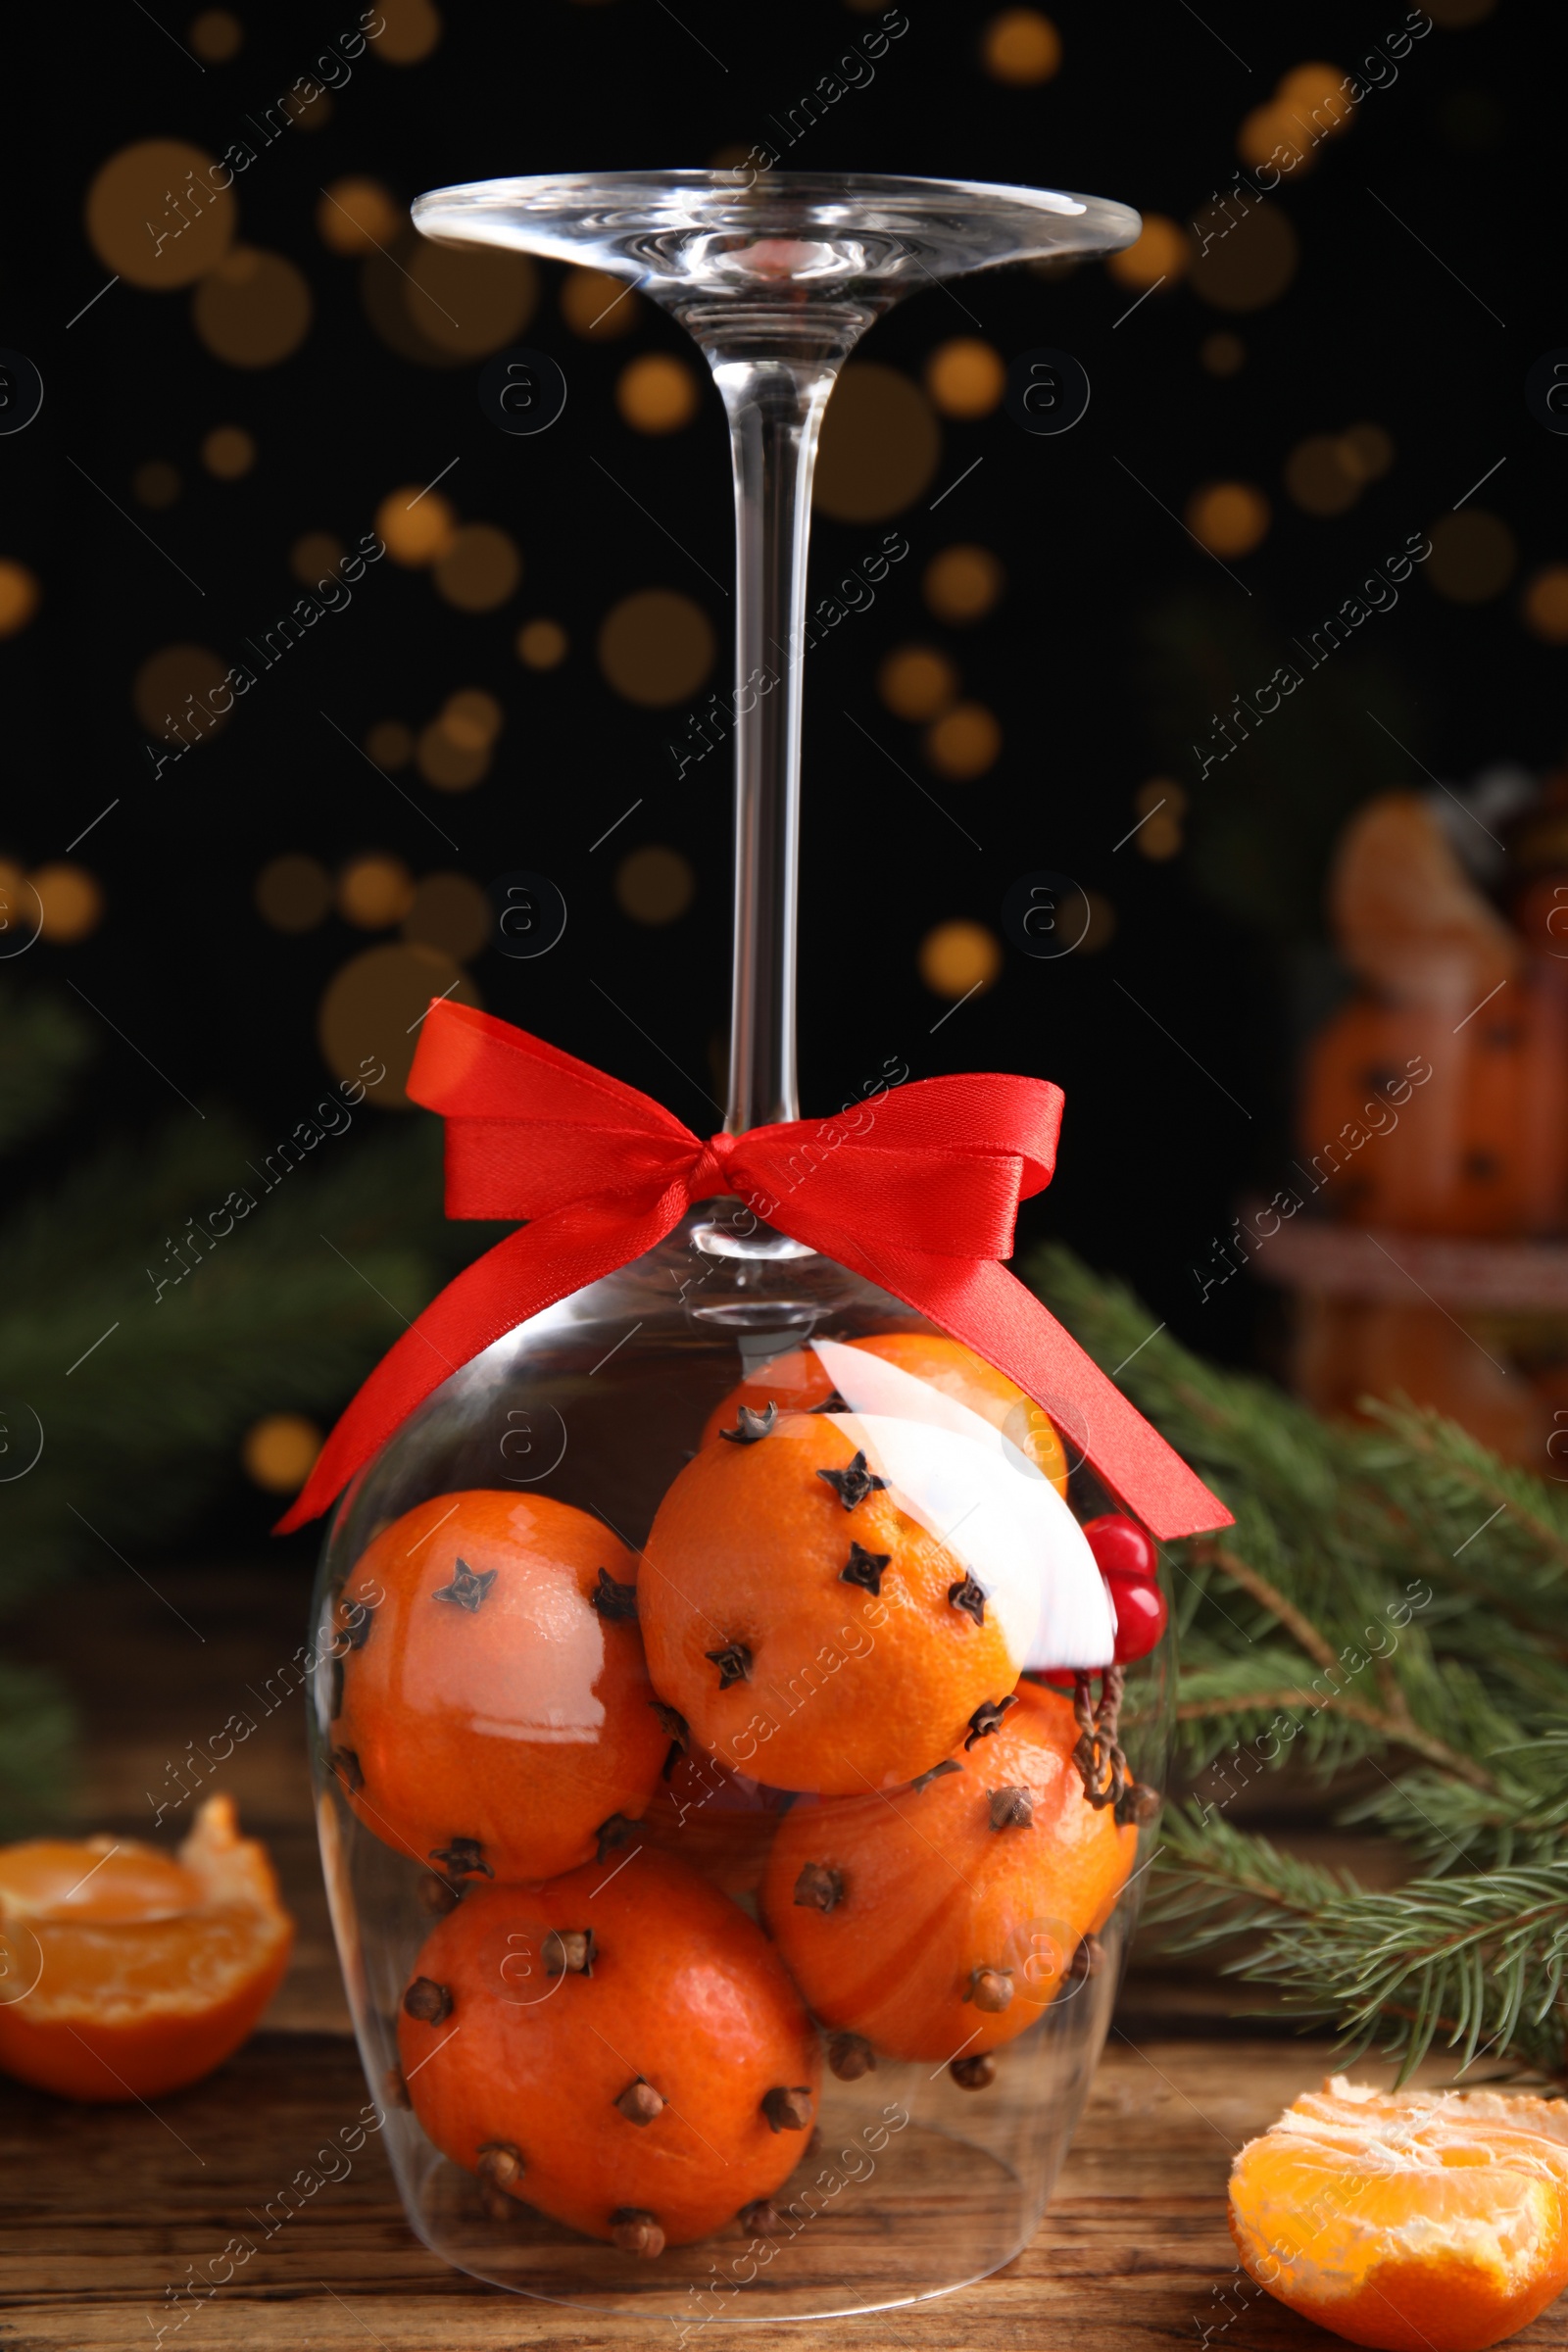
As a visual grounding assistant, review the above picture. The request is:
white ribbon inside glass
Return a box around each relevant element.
[811,1339,1116,1671]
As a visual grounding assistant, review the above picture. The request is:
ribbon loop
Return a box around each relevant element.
[279,999,1232,1543]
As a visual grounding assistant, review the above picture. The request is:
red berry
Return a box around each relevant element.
[1082,1514,1167,1663]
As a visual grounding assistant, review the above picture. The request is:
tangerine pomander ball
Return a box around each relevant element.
[397,1852,821,2251]
[701,1331,1071,1497]
[330,1491,666,1883]
[640,1410,1025,1794]
[760,1680,1136,2063]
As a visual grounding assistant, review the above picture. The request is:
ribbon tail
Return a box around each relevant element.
[784,1232,1233,1543]
[277,1187,687,1533]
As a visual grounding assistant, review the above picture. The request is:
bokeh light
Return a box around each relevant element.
[188,9,242,61]
[440,688,505,752]
[338,855,416,929]
[373,0,444,62]
[242,1414,321,1494]
[0,562,40,636]
[561,267,641,338]
[291,531,344,586]
[598,589,715,707]
[1284,435,1361,516]
[516,618,568,668]
[614,846,697,925]
[403,872,492,960]
[1426,511,1517,604]
[375,485,458,565]
[1080,891,1117,952]
[1278,61,1354,128]
[433,524,521,612]
[256,855,332,932]
[132,644,232,740]
[1106,216,1191,291]
[132,462,180,509]
[923,544,1004,623]
[1189,200,1298,311]
[815,364,941,521]
[1200,332,1246,376]
[981,9,1061,82]
[1238,104,1315,176]
[365,720,414,768]
[1425,0,1496,22]
[1338,422,1395,483]
[201,424,256,477]
[318,177,403,255]
[318,942,478,1105]
[925,704,1002,781]
[878,645,958,720]
[33,865,104,944]
[918,920,1003,999]
[85,141,236,287]
[616,353,701,433]
[400,242,537,361]
[192,247,313,368]
[924,339,1005,418]
[1522,566,1568,644]
[416,722,490,792]
[1187,481,1270,558]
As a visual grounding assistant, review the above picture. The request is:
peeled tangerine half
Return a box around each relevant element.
[0,1795,293,2101]
[1229,2076,1568,2352]
[760,1680,1135,2064]
[331,1491,667,1884]
[398,1851,821,2253]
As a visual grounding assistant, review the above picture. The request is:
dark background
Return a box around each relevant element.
[2,0,1554,1564]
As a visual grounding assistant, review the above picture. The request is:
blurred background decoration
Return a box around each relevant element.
[2,0,1557,1818]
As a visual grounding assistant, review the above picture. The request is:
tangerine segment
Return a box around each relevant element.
[334,1491,666,1884]
[702,1333,1070,1497]
[397,1852,821,2249]
[1229,2076,1568,2352]
[0,1795,293,2102]
[760,1680,1134,2061]
[641,1413,1022,1794]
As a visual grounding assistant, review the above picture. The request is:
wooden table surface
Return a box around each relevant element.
[4,1567,1565,2351]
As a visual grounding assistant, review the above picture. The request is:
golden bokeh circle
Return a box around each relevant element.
[256,854,332,932]
[925,704,1002,781]
[373,0,444,62]
[132,461,181,509]
[1278,62,1354,128]
[132,643,231,739]
[919,920,1003,999]
[242,1413,322,1494]
[441,688,505,751]
[1190,199,1298,312]
[192,247,313,368]
[879,645,958,721]
[1284,434,1361,516]
[1106,216,1191,290]
[416,722,490,792]
[924,338,1005,419]
[0,562,40,637]
[318,177,403,255]
[1522,566,1568,644]
[33,864,104,944]
[402,872,492,960]
[318,942,478,1105]
[375,485,457,565]
[614,845,696,925]
[1136,776,1188,819]
[923,544,1004,624]
[291,531,344,586]
[1080,891,1117,953]
[597,589,715,707]
[86,140,236,288]
[981,8,1061,82]
[1137,811,1184,861]
[366,719,414,768]
[433,523,522,612]
[1338,422,1395,482]
[1426,510,1517,604]
[1424,0,1496,22]
[561,267,640,338]
[516,617,568,668]
[815,364,941,522]
[189,9,242,62]
[401,243,537,360]
[202,423,256,477]
[1200,331,1246,376]
[616,353,702,434]
[1186,481,1270,558]
[339,855,416,930]
[1238,103,1317,176]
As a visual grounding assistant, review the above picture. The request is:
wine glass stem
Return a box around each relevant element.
[713,360,836,1134]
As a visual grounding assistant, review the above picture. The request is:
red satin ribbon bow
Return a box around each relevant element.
[280,1001,1232,1541]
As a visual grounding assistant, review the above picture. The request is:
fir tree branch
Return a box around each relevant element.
[1193,1540,1338,1669]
